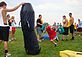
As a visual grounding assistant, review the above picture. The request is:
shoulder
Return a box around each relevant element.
[66,19,68,21]
[37,19,40,21]
[2,8,6,11]
[71,17,74,19]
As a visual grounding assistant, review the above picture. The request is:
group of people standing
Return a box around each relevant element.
[62,13,75,41]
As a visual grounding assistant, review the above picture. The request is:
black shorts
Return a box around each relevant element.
[63,27,68,35]
[70,25,74,33]
[0,26,10,41]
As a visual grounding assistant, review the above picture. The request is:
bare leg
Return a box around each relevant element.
[62,35,64,40]
[11,30,16,40]
[71,32,74,40]
[0,40,2,44]
[4,41,8,50]
[50,39,58,46]
[4,41,11,57]
[51,40,57,44]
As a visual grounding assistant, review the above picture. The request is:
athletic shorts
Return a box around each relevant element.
[70,25,74,33]
[0,26,10,41]
[63,27,68,35]
[12,27,16,31]
[50,36,56,41]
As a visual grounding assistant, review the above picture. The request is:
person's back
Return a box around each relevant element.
[46,26,56,39]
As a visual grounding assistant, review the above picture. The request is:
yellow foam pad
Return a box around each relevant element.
[60,50,82,57]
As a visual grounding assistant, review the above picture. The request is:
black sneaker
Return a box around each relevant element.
[70,37,74,40]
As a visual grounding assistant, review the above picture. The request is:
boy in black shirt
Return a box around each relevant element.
[36,15,43,42]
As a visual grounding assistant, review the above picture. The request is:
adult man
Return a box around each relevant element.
[36,14,43,42]
[62,15,68,41]
[69,13,74,40]
[0,1,24,57]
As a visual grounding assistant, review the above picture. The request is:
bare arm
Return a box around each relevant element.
[6,3,25,12]
[13,20,16,24]
[37,23,43,25]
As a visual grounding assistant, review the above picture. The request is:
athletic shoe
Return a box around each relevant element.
[54,43,58,47]
[5,53,11,57]
[66,39,68,41]
[70,37,74,40]
[11,38,16,41]
[9,39,11,42]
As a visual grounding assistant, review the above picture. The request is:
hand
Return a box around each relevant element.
[21,2,26,5]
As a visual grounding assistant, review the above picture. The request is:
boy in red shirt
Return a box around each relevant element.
[46,25,58,46]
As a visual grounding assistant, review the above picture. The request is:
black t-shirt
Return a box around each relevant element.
[8,19,12,26]
[36,19,42,28]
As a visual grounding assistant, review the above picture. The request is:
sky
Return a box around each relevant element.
[0,0,82,26]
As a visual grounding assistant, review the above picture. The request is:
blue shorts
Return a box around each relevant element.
[0,26,10,41]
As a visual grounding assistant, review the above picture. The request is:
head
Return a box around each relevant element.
[54,22,56,24]
[57,23,59,25]
[78,19,80,24]
[11,16,14,20]
[7,14,10,19]
[63,15,66,19]
[60,23,61,25]
[0,1,7,9]
[39,14,42,19]
[69,13,72,17]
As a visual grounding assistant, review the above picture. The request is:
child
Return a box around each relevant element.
[46,25,58,46]
[11,16,16,41]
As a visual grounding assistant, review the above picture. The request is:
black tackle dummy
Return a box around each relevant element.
[20,3,41,55]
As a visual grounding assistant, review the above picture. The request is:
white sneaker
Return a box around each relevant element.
[9,39,11,42]
[79,35,81,36]
[5,53,11,57]
[11,38,16,41]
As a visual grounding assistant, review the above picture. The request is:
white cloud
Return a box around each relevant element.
[64,0,80,5]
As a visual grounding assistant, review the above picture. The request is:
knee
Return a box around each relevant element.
[0,40,2,43]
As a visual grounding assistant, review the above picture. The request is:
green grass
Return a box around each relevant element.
[0,28,82,57]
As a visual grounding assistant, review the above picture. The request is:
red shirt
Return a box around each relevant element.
[46,26,56,40]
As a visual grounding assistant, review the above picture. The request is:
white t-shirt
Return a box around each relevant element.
[11,21,16,27]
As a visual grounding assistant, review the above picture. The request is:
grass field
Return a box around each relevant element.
[0,28,82,57]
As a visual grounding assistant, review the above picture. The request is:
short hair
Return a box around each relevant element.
[69,13,72,15]
[11,16,14,19]
[0,1,7,7]
[78,19,80,21]
[39,14,42,17]
[7,14,10,17]
[63,15,66,18]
